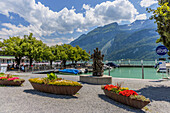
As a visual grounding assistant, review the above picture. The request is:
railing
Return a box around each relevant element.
[10,60,158,73]
[24,65,61,72]
[105,60,157,66]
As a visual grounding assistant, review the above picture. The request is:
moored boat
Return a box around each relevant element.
[59,69,79,75]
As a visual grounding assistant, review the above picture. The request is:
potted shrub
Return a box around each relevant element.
[0,74,25,86]
[101,84,150,109]
[29,73,82,96]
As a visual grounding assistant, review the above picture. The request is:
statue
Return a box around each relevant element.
[91,48,104,76]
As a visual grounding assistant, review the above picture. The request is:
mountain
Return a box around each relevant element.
[70,19,163,60]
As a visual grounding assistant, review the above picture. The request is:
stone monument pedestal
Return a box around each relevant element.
[79,75,112,85]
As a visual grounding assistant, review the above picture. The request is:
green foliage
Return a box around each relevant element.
[57,44,90,67]
[69,45,90,62]
[11,75,19,77]
[3,36,25,65]
[48,80,82,86]
[13,79,25,83]
[22,33,47,65]
[1,33,89,65]
[29,78,44,84]
[147,2,170,55]
[0,41,3,48]
[47,73,58,80]
[130,95,150,102]
[2,33,48,65]
[0,73,5,75]
[29,73,82,86]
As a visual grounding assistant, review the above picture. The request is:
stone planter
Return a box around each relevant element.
[103,89,150,109]
[30,82,82,96]
[0,80,25,86]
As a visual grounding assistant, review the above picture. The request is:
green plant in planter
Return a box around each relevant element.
[29,78,44,84]
[130,95,150,102]
[13,79,25,83]
[0,73,5,77]
[47,73,57,80]
[29,73,82,86]
[0,73,4,75]
[48,80,82,86]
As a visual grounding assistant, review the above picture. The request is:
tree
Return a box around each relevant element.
[74,45,90,64]
[68,46,79,63]
[58,44,71,68]
[0,41,3,47]
[0,41,4,55]
[43,45,61,66]
[158,0,170,5]
[22,33,46,66]
[3,36,25,65]
[58,44,90,68]
[43,46,55,66]
[147,1,170,55]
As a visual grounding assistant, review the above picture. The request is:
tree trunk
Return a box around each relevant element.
[63,60,67,68]
[29,58,33,66]
[15,57,21,70]
[75,61,77,68]
[50,60,53,68]
[15,57,21,65]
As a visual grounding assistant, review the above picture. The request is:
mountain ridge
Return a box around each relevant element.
[70,19,162,60]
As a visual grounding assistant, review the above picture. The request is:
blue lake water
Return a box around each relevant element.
[103,67,163,79]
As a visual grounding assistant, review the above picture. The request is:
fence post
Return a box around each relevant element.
[108,65,111,76]
[141,60,144,79]
[155,59,157,65]
[32,66,33,73]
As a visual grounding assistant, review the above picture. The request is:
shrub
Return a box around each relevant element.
[48,80,82,86]
[0,75,24,83]
[47,73,58,80]
[13,79,25,83]
[130,95,150,102]
[102,84,150,102]
[29,78,44,84]
[29,73,82,86]
[0,77,8,80]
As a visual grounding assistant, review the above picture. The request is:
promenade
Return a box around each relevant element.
[0,72,170,113]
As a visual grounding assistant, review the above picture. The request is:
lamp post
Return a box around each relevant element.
[141,60,144,79]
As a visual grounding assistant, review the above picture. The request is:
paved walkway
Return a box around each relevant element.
[0,72,170,113]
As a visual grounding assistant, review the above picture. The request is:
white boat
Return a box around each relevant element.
[157,68,166,73]
[157,58,167,73]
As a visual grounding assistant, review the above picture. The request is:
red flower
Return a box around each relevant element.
[104,84,118,91]
[119,90,138,97]
[107,87,112,91]
[7,77,20,81]
[0,77,7,80]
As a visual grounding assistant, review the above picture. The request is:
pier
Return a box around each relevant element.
[118,64,154,67]
[32,69,59,74]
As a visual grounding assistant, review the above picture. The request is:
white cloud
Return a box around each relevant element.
[140,0,158,7]
[82,4,90,10]
[10,16,14,19]
[135,13,147,20]
[0,0,85,36]
[83,0,139,26]
[0,23,41,40]
[41,37,75,46]
[0,0,146,45]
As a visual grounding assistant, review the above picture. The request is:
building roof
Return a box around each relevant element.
[0,56,15,59]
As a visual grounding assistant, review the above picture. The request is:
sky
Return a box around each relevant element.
[0,0,159,46]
